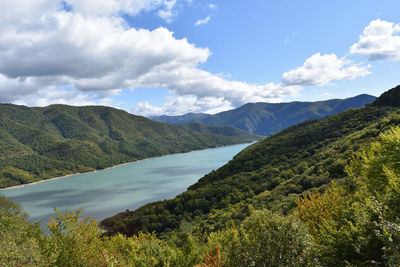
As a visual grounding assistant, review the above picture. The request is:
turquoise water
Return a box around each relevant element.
[1,143,251,224]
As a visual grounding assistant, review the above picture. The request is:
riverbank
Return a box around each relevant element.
[0,142,255,191]
[1,143,253,224]
[0,161,137,191]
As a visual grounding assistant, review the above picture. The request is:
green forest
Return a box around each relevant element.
[0,104,259,188]
[2,85,400,265]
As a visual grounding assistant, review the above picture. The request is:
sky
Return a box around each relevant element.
[0,0,400,116]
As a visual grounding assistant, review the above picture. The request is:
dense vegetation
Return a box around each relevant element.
[0,194,313,266]
[150,94,376,135]
[0,104,259,188]
[101,86,398,240]
[2,123,400,265]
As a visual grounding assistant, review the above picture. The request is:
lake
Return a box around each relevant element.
[1,143,251,225]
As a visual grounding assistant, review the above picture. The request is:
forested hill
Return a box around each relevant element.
[101,85,399,237]
[150,94,376,136]
[0,104,259,188]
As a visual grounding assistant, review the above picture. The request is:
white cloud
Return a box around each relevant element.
[132,66,300,107]
[0,8,210,93]
[195,16,211,26]
[157,0,177,23]
[283,32,297,45]
[0,74,95,106]
[64,0,177,20]
[132,96,233,116]
[281,53,370,86]
[208,4,217,10]
[350,19,400,61]
[133,101,164,116]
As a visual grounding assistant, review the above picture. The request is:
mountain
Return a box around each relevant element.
[149,94,376,136]
[149,113,210,124]
[0,104,260,188]
[175,123,263,139]
[100,86,397,237]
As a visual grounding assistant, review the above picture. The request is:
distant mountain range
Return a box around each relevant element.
[0,104,259,188]
[149,113,210,124]
[149,94,376,136]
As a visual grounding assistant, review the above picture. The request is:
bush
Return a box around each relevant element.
[207,209,313,266]
[0,195,43,266]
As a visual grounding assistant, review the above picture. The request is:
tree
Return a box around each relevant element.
[346,126,400,265]
[0,194,43,265]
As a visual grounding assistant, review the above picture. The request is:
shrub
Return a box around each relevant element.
[0,195,43,266]
[208,209,313,266]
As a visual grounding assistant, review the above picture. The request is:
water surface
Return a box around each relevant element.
[1,143,251,224]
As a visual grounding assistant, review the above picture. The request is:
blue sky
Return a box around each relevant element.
[0,0,399,115]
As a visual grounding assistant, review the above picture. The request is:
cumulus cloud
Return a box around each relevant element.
[0,12,209,81]
[0,0,178,21]
[350,19,400,61]
[133,66,300,107]
[195,16,211,26]
[131,65,301,115]
[0,74,96,106]
[157,0,177,23]
[281,53,370,86]
[64,0,178,21]
[0,4,211,104]
[133,96,233,116]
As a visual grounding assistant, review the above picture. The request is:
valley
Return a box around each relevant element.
[1,1,400,265]
[0,104,259,189]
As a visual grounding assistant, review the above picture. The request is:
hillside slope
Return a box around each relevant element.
[0,104,259,188]
[149,94,376,136]
[100,86,397,237]
[175,123,263,139]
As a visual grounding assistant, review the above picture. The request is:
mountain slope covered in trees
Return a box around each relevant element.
[0,104,259,188]
[149,94,376,135]
[101,86,398,237]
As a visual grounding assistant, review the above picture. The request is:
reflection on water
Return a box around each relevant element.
[1,143,251,225]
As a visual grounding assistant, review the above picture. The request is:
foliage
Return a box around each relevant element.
[347,126,400,220]
[1,198,315,266]
[206,210,313,266]
[295,125,400,265]
[40,208,112,266]
[346,126,400,265]
[196,246,225,267]
[296,185,372,265]
[0,195,43,266]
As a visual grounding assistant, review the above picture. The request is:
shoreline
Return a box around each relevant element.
[0,141,255,191]
[0,159,146,192]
